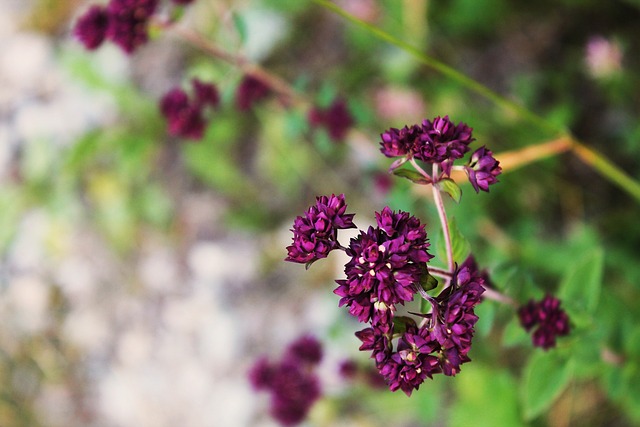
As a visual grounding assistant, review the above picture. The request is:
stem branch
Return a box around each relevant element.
[431,164,454,273]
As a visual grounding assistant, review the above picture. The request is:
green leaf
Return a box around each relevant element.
[558,248,604,315]
[419,270,438,292]
[438,217,471,264]
[420,297,432,314]
[439,178,462,203]
[502,318,531,347]
[392,168,430,184]
[521,351,574,420]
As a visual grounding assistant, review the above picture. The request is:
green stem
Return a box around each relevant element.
[431,164,455,274]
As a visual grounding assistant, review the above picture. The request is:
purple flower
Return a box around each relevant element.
[308,98,354,141]
[379,116,475,174]
[74,5,110,50]
[335,207,432,322]
[159,87,205,139]
[285,335,323,366]
[380,327,441,395]
[518,295,570,350]
[248,337,323,426]
[465,146,502,192]
[192,78,220,109]
[285,194,355,265]
[106,0,159,54]
[430,264,485,377]
[159,79,220,140]
[236,75,270,111]
[379,125,421,158]
[171,0,194,4]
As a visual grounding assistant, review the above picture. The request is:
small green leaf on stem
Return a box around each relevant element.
[521,351,574,420]
[439,178,462,203]
[419,270,439,292]
[420,297,432,315]
[393,316,415,334]
[393,168,431,184]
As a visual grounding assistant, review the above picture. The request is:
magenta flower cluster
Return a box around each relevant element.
[308,98,354,142]
[74,0,192,54]
[160,78,219,140]
[286,195,486,395]
[380,116,502,192]
[518,295,571,350]
[248,335,323,426]
[285,194,356,265]
[356,260,485,395]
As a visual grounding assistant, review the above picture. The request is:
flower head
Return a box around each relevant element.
[236,75,270,111]
[285,194,356,265]
[518,295,570,350]
[335,207,432,322]
[285,335,323,366]
[308,98,354,141]
[249,337,323,426]
[106,0,159,54]
[465,146,502,192]
[159,79,220,140]
[74,5,110,50]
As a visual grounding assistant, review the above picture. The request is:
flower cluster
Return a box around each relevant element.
[334,206,432,323]
[248,335,323,426]
[355,262,485,395]
[380,116,502,192]
[286,195,487,395]
[159,79,219,140]
[74,0,191,54]
[518,295,571,350]
[308,98,354,142]
[285,194,355,265]
[236,75,271,111]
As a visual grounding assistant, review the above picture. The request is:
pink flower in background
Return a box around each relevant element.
[585,36,623,79]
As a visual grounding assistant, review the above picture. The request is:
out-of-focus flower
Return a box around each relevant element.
[374,86,425,123]
[159,79,220,140]
[236,75,270,111]
[465,146,502,192]
[308,98,354,141]
[74,5,110,50]
[285,194,356,265]
[585,36,623,79]
[249,337,323,426]
[518,295,571,350]
[106,0,159,54]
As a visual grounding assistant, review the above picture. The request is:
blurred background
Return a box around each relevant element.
[1,0,640,426]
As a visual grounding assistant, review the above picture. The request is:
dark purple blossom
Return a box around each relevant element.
[236,75,270,111]
[431,264,485,376]
[518,295,570,350]
[249,337,323,426]
[192,78,220,109]
[159,79,220,140]
[160,88,205,139]
[106,0,159,54]
[285,194,355,265]
[465,146,502,192]
[285,335,323,366]
[379,116,474,170]
[334,207,432,323]
[380,326,441,395]
[74,5,110,50]
[308,98,354,141]
[171,0,194,4]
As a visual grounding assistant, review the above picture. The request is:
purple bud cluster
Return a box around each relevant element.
[236,75,271,111]
[159,79,219,140]
[355,262,485,395]
[308,98,354,142]
[286,195,487,396]
[248,335,323,426]
[334,207,432,323]
[518,295,571,350]
[380,116,502,192]
[285,194,356,265]
[74,0,191,54]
